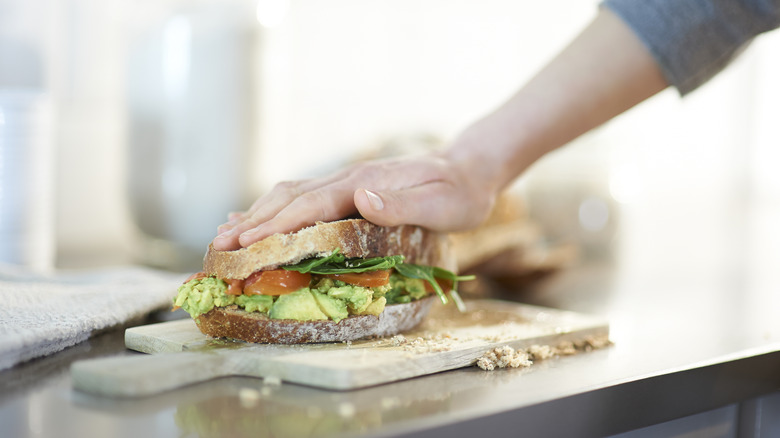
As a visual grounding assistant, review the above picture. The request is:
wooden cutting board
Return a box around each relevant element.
[71,300,608,397]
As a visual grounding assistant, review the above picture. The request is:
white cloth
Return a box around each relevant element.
[0,264,184,370]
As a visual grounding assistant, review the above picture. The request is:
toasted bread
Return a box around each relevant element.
[195,296,435,344]
[204,218,455,279]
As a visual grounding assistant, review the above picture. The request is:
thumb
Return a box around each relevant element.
[354,184,486,231]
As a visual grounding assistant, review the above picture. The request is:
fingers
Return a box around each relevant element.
[212,180,311,250]
[237,186,358,247]
[216,168,355,233]
[212,178,360,251]
[216,211,247,235]
[211,154,496,251]
[354,181,492,232]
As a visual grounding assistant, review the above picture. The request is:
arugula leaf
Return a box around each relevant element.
[284,250,474,311]
[393,263,474,310]
[282,250,345,273]
[283,250,404,274]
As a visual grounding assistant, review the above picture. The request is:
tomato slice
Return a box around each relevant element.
[184,272,208,283]
[225,278,245,295]
[244,270,312,296]
[324,269,391,288]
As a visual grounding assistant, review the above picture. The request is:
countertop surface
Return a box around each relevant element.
[3,196,780,437]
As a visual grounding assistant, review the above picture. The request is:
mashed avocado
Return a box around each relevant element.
[173,273,426,323]
[173,277,235,318]
[234,294,273,313]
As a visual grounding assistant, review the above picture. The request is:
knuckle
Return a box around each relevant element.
[296,190,339,219]
[345,164,374,181]
[273,180,302,196]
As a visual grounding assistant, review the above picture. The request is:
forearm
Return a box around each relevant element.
[445,7,669,195]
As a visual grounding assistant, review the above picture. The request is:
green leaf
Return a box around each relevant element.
[392,263,473,308]
[393,263,447,305]
[283,250,346,273]
[284,250,474,311]
[283,250,404,275]
[431,266,476,283]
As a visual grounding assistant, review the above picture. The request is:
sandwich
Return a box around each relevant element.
[173,219,472,344]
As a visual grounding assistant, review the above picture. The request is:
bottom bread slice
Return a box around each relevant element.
[195,296,435,344]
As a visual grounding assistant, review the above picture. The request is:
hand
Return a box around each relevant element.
[211,153,497,251]
[212,7,668,252]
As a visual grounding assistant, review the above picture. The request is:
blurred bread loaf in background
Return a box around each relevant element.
[450,190,577,298]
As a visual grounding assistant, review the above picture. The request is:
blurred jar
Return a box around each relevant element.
[125,0,261,271]
[0,91,55,271]
[0,0,55,271]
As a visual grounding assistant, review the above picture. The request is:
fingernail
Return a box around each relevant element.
[364,189,384,210]
[239,227,259,240]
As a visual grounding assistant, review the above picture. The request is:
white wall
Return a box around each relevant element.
[3,0,778,268]
[258,0,599,182]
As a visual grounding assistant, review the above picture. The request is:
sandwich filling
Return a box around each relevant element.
[173,251,472,323]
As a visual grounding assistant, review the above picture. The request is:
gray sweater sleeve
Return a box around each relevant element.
[603,0,780,95]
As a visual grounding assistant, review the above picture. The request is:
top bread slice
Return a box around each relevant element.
[203,219,456,279]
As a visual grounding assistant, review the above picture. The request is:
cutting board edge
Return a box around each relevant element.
[269,322,610,390]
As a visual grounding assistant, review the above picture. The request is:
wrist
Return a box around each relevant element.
[443,107,541,196]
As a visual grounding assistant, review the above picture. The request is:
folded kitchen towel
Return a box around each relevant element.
[0,264,184,371]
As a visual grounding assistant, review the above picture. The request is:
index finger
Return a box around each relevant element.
[237,184,359,247]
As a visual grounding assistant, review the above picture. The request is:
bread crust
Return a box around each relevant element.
[195,297,435,344]
[203,219,455,279]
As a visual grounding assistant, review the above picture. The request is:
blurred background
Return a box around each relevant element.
[1,0,779,276]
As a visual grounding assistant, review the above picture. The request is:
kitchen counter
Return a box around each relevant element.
[3,196,780,437]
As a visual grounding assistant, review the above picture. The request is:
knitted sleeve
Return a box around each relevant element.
[603,0,780,95]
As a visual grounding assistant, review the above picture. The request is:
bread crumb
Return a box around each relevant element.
[556,341,577,356]
[396,334,456,354]
[476,346,532,370]
[390,334,407,346]
[528,344,554,360]
[476,335,611,371]
[585,335,612,349]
